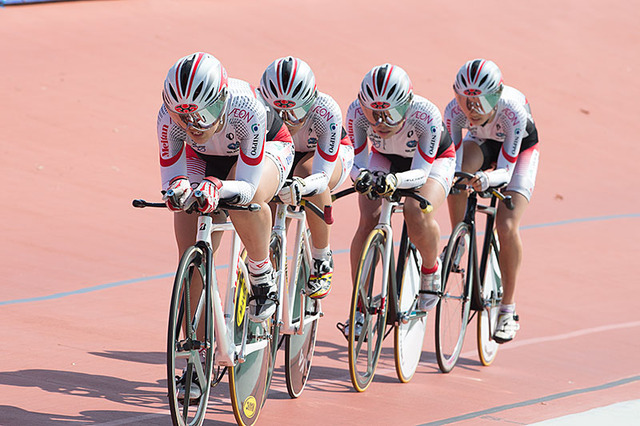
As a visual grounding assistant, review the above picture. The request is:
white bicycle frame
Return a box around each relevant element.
[191,215,268,367]
[371,198,403,305]
[271,202,322,335]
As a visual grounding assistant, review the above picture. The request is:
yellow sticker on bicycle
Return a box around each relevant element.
[243,395,257,418]
[236,273,247,327]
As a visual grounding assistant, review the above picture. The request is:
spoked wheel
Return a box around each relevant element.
[394,236,427,383]
[167,244,215,426]
[435,223,472,373]
[229,258,275,426]
[348,229,388,392]
[284,237,319,398]
[477,233,502,366]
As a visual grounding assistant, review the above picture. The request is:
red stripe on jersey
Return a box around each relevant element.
[354,142,367,155]
[318,146,339,162]
[160,144,184,167]
[273,123,293,144]
[240,141,264,166]
[438,143,456,159]
[340,134,352,146]
[501,145,518,163]
[417,141,435,164]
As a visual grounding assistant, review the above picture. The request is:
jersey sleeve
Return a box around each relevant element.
[218,97,268,204]
[302,95,343,195]
[346,99,370,180]
[157,105,188,190]
[488,100,528,188]
[444,99,468,172]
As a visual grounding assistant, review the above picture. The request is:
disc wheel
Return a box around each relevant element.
[348,229,389,392]
[284,236,318,397]
[229,258,274,426]
[435,223,472,373]
[477,233,502,366]
[394,238,427,383]
[167,244,215,426]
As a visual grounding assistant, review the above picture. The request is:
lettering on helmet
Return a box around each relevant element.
[230,108,255,123]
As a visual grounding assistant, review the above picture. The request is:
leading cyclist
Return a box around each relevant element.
[443,58,540,344]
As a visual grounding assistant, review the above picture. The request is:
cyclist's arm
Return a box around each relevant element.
[487,102,527,188]
[157,105,188,190]
[301,96,343,196]
[346,99,370,180]
[218,99,268,204]
[443,98,468,172]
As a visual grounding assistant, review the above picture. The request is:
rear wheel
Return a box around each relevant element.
[435,223,472,373]
[229,258,274,426]
[285,233,318,397]
[477,233,502,366]
[348,229,388,392]
[394,232,427,383]
[167,244,214,426]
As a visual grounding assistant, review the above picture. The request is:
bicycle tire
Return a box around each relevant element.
[477,232,502,366]
[284,229,318,398]
[229,257,274,426]
[167,244,215,426]
[435,222,473,373]
[348,229,388,392]
[394,237,427,383]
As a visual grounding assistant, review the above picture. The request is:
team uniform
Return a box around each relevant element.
[444,85,540,200]
[158,78,294,203]
[347,94,456,192]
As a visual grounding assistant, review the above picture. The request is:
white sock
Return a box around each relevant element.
[248,257,271,275]
[311,245,331,260]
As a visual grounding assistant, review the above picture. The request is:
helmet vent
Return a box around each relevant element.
[375,66,388,93]
[388,84,396,98]
[269,81,278,98]
[168,85,179,103]
[292,82,303,98]
[366,86,374,100]
[193,82,203,100]
[479,75,488,87]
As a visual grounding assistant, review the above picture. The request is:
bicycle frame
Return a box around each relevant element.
[271,202,319,335]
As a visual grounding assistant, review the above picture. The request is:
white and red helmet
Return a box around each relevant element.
[162,52,228,130]
[453,59,503,115]
[358,64,413,127]
[259,56,317,123]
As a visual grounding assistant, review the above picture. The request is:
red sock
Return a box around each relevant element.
[421,263,438,275]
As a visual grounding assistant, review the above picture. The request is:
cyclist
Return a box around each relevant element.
[345,63,456,334]
[258,56,354,299]
[158,52,294,400]
[443,58,540,344]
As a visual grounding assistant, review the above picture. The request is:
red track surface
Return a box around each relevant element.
[1,1,638,425]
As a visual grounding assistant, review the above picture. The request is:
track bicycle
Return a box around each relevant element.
[269,184,355,398]
[339,181,433,392]
[434,171,514,373]
[133,195,275,426]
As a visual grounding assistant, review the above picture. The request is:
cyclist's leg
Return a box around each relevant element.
[494,144,539,341]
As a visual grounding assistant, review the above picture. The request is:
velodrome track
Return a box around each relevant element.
[1,0,638,424]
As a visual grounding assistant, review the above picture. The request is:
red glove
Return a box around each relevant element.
[186,177,223,213]
[163,176,192,212]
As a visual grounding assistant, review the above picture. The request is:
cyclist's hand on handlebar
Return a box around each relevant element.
[163,175,192,211]
[279,177,306,206]
[354,169,374,195]
[185,177,222,213]
[375,173,398,197]
[471,171,489,192]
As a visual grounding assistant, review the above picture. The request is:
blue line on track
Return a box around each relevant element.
[1,213,637,306]
[419,375,640,425]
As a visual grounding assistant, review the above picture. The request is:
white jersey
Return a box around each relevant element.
[288,92,343,195]
[444,85,534,188]
[157,78,267,203]
[346,94,454,189]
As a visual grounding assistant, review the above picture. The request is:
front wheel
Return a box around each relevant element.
[435,223,472,373]
[477,232,502,366]
[167,244,215,426]
[285,232,319,398]
[394,236,427,383]
[348,229,389,392]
